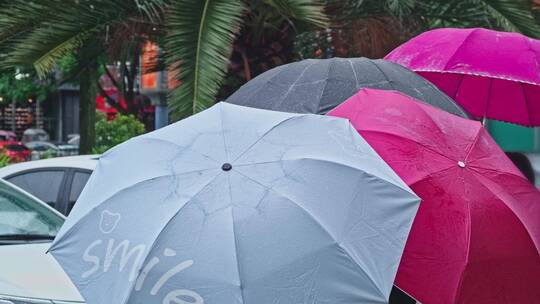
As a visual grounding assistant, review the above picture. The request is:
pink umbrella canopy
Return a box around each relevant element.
[385,27,540,126]
[328,88,540,304]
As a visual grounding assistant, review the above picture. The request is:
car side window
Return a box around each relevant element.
[68,171,91,214]
[6,170,65,210]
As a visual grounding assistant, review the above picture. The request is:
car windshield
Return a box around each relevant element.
[0,181,64,241]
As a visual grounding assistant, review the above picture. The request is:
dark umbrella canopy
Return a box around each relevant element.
[226,57,469,117]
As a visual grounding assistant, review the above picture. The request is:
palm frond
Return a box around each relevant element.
[263,0,328,27]
[421,0,540,38]
[385,0,416,17]
[134,0,168,22]
[166,0,246,119]
[471,0,540,37]
[0,0,163,76]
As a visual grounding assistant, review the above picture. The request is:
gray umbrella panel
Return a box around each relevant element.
[226,57,470,117]
[50,103,420,304]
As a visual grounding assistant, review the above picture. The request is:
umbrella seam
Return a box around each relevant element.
[453,168,472,304]
[521,82,534,127]
[219,104,230,162]
[356,129,455,164]
[407,165,456,189]
[137,136,221,164]
[463,126,483,162]
[275,60,317,110]
[452,73,466,98]
[230,115,302,164]
[232,169,391,301]
[232,64,288,103]
[227,172,247,304]
[453,171,540,302]
[314,58,333,114]
[235,157,415,195]
[119,170,226,304]
[368,60,393,89]
[442,29,478,72]
[348,58,360,89]
[467,165,527,183]
[481,78,494,122]
[370,62,470,118]
[49,169,218,252]
[470,170,540,255]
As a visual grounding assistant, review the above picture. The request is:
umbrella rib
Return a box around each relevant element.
[368,60,393,89]
[453,168,472,303]
[49,169,219,252]
[463,127,483,162]
[407,165,456,189]
[138,136,221,164]
[467,164,528,182]
[275,60,316,108]
[227,172,247,304]
[232,64,287,105]
[472,171,540,254]
[119,171,226,304]
[314,58,333,113]
[482,77,494,121]
[230,115,301,164]
[521,83,534,127]
[348,58,360,88]
[236,156,414,194]
[452,73,466,99]
[219,103,230,161]
[442,29,478,71]
[232,169,390,301]
[357,129,455,163]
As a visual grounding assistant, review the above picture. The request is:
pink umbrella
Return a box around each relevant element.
[328,88,540,304]
[385,27,540,126]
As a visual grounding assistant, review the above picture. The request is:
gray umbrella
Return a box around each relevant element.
[49,103,420,304]
[226,57,469,117]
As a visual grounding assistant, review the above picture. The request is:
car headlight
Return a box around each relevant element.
[0,295,84,304]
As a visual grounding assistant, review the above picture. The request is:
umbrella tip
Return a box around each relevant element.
[458,161,466,168]
[222,163,232,171]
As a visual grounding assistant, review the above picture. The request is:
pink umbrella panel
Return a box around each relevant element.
[328,88,540,304]
[385,27,540,126]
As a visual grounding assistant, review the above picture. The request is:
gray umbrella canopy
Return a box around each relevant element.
[50,103,420,304]
[226,57,469,117]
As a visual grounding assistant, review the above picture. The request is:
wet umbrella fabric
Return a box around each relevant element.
[329,89,540,304]
[225,57,469,117]
[386,27,540,126]
[49,103,420,304]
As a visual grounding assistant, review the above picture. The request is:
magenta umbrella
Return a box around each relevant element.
[385,27,540,126]
[328,88,540,304]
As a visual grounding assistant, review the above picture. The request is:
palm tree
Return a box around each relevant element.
[0,0,165,153]
[0,0,326,151]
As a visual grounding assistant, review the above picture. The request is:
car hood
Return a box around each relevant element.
[0,242,84,302]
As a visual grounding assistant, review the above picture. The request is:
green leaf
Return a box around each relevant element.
[166,0,246,119]
[263,0,328,27]
[471,0,540,38]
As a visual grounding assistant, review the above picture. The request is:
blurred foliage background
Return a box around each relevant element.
[92,112,146,154]
[0,0,539,152]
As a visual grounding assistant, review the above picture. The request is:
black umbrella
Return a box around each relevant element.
[226,57,469,117]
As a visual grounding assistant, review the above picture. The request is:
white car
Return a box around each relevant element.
[0,155,99,215]
[0,179,84,303]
